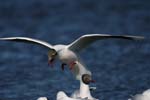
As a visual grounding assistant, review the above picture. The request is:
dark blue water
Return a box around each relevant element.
[0,0,150,100]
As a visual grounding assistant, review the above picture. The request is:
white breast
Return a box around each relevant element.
[58,49,78,64]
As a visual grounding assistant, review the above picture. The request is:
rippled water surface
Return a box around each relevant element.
[0,0,150,100]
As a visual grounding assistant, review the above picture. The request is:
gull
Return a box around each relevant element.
[128,89,150,100]
[37,69,97,100]
[0,34,144,80]
[38,62,97,100]
[37,73,96,100]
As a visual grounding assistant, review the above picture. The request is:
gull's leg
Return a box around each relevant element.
[69,61,76,70]
[61,63,67,71]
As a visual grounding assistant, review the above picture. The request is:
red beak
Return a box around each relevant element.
[90,80,96,83]
[48,59,54,67]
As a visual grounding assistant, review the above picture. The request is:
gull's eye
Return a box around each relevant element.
[82,74,91,84]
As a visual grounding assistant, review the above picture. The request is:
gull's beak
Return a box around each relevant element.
[48,57,55,67]
[89,79,96,83]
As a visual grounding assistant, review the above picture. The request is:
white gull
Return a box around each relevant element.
[0,34,144,81]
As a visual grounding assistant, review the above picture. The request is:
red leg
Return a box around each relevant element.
[69,61,76,70]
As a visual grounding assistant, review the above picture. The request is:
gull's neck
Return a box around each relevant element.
[79,80,92,99]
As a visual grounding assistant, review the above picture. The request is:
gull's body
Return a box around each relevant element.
[0,34,144,80]
[71,84,96,100]
[57,91,89,100]
[37,91,89,100]
[54,45,78,65]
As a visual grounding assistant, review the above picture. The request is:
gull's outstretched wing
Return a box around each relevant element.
[68,34,144,52]
[0,37,55,50]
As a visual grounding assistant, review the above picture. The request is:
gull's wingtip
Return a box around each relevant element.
[134,36,145,40]
[126,35,145,40]
[0,37,16,40]
[0,38,7,40]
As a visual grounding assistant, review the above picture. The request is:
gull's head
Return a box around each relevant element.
[48,49,57,65]
[82,74,95,85]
